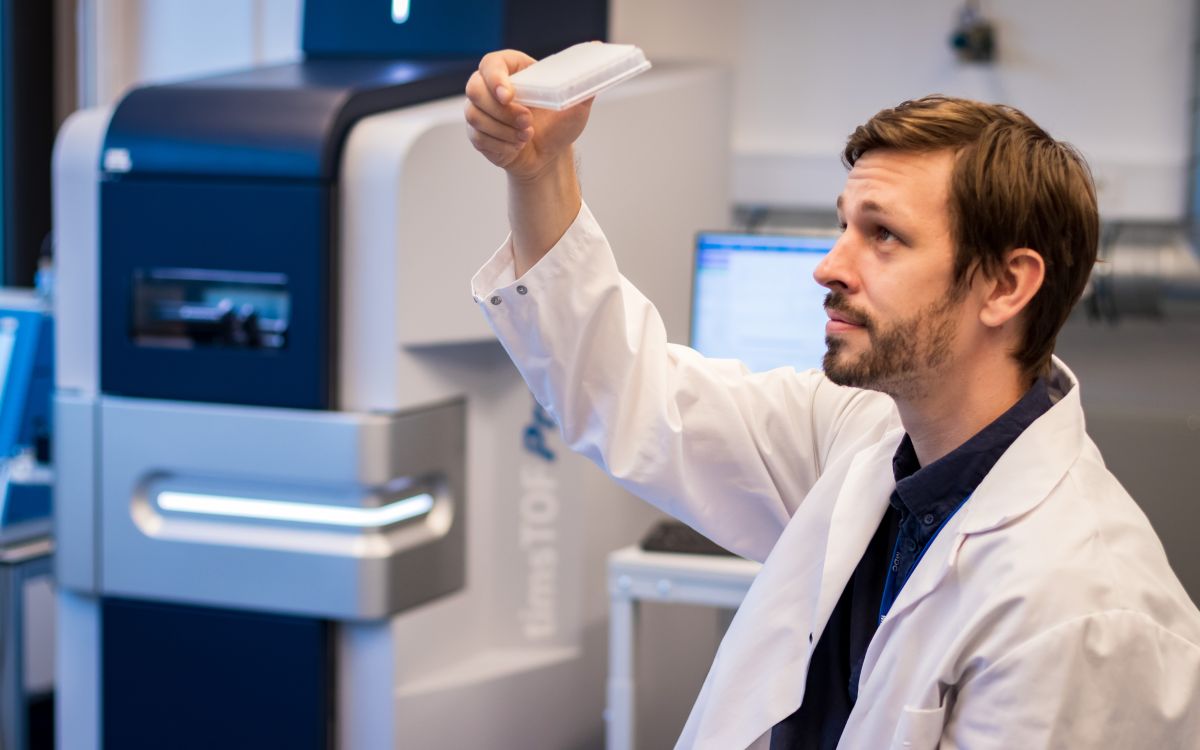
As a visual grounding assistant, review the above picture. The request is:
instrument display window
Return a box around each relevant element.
[132,268,291,350]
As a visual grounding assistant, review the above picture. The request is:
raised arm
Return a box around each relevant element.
[464,50,898,560]
[464,49,593,276]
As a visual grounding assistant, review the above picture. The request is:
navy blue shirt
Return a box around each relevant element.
[770,379,1053,749]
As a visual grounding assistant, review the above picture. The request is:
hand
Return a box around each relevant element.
[464,49,594,182]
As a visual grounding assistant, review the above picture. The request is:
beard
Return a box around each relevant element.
[822,290,959,399]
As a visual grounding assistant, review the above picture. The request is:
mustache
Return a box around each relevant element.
[823,292,874,330]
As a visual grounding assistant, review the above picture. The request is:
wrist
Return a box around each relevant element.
[507,149,582,277]
[508,148,576,189]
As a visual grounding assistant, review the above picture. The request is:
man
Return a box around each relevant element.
[465,49,1200,748]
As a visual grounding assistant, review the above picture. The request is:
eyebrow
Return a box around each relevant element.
[835,195,893,217]
[861,200,891,216]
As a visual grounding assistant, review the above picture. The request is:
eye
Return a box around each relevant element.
[875,226,898,243]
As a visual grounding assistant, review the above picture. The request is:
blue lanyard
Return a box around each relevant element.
[877,493,971,626]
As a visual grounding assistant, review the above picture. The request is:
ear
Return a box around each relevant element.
[978,247,1045,328]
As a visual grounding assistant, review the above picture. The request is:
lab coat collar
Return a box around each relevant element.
[836,356,1082,638]
[855,357,1084,700]
[955,355,1082,536]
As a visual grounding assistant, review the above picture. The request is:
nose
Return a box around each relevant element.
[814,234,856,292]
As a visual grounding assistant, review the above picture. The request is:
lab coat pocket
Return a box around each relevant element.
[888,703,947,750]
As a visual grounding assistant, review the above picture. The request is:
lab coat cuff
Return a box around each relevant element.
[470,236,518,299]
[469,201,601,304]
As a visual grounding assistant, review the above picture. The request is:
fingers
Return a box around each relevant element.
[466,50,535,128]
[464,99,531,146]
[465,71,532,136]
[465,72,532,131]
[479,49,537,105]
[467,126,522,166]
[464,49,548,171]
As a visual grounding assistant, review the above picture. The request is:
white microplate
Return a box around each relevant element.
[510,42,651,111]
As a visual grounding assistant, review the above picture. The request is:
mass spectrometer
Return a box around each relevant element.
[52,1,729,747]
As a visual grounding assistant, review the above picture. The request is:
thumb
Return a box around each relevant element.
[480,49,537,105]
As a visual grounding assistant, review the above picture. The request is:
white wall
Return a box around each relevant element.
[79,0,1196,221]
[79,0,301,106]
[614,0,1197,221]
[82,0,1194,220]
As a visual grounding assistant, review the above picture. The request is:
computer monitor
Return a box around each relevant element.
[690,230,837,373]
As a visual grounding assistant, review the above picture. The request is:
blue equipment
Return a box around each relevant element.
[0,292,53,530]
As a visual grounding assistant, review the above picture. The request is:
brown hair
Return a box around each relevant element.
[843,95,1099,378]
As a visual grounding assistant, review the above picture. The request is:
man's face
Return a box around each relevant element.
[815,148,976,399]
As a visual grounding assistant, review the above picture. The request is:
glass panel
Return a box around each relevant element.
[131,267,290,350]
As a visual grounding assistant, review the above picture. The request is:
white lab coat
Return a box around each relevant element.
[472,203,1200,749]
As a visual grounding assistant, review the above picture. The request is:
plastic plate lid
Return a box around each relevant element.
[510,42,652,111]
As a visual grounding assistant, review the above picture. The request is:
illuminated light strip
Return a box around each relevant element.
[158,491,435,528]
[392,0,410,23]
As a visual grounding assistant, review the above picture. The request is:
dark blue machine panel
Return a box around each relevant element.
[101,178,331,410]
[102,598,332,750]
[103,60,475,181]
[99,59,474,410]
[302,0,608,60]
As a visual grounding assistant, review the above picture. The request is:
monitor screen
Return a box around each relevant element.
[691,231,837,373]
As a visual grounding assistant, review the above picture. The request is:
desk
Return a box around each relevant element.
[605,546,761,750]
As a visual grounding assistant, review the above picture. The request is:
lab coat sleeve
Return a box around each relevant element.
[942,610,1200,748]
[471,202,895,561]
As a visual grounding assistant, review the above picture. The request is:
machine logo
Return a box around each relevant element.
[519,401,560,641]
[103,148,132,173]
[391,0,410,23]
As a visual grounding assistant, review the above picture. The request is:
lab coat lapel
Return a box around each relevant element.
[809,429,904,630]
[681,430,902,749]
[857,509,965,696]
